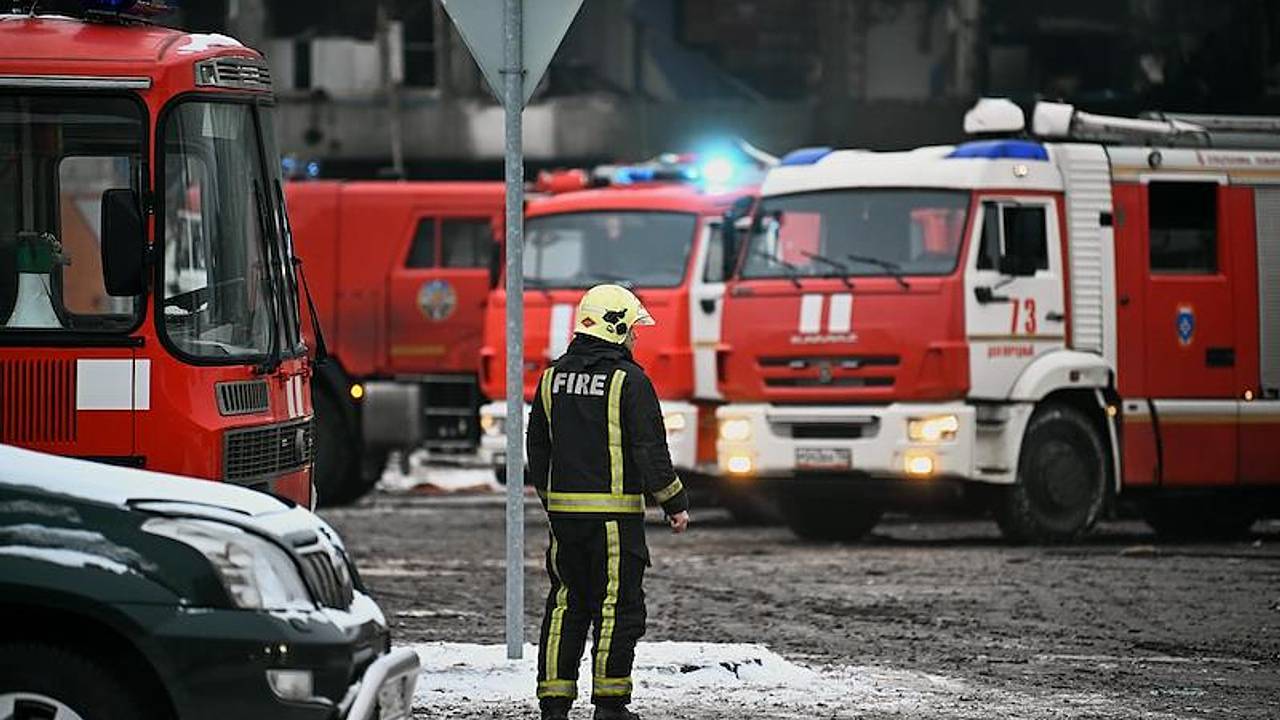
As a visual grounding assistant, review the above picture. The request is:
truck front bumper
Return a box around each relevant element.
[715,402,976,485]
[125,592,418,720]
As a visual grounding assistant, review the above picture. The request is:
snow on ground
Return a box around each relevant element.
[409,642,1137,719]
[377,450,501,495]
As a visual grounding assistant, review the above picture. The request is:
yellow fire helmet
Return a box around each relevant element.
[574,283,655,344]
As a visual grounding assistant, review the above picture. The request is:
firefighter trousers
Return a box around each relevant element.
[537,517,648,706]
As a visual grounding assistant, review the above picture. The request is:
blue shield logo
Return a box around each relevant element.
[1176,305,1194,346]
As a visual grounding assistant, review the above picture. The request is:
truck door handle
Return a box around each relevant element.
[700,298,717,314]
[974,286,1011,304]
[1045,311,1065,322]
[1206,347,1235,368]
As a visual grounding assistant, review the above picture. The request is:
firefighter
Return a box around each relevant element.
[528,283,691,720]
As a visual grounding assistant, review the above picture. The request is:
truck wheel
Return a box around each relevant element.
[0,644,153,720]
[995,403,1107,543]
[1141,498,1257,540]
[718,485,783,525]
[313,388,366,507]
[778,492,882,542]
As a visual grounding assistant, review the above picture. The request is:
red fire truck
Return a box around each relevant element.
[286,181,504,503]
[0,5,314,506]
[716,99,1280,542]
[477,157,769,519]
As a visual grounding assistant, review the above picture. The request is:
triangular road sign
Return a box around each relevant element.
[440,0,585,109]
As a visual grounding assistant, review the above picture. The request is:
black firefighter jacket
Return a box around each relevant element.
[527,334,690,520]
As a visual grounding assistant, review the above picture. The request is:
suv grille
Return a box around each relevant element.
[216,380,269,416]
[194,57,272,91]
[223,418,313,484]
[299,542,355,609]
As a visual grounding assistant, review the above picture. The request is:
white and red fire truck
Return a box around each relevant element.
[716,99,1280,542]
[477,156,770,519]
[0,4,316,505]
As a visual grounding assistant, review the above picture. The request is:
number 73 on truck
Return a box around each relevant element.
[717,99,1280,542]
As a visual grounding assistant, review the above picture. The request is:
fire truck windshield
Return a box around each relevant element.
[741,190,970,280]
[160,101,286,362]
[523,211,698,289]
[0,94,144,333]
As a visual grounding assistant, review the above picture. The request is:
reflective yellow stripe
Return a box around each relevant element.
[545,492,645,514]
[592,676,633,697]
[537,679,577,698]
[652,477,684,504]
[540,368,554,423]
[541,368,555,491]
[607,369,627,496]
[542,534,569,688]
[594,521,621,681]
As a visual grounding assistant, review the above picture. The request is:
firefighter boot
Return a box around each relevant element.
[593,703,641,720]
[540,698,571,720]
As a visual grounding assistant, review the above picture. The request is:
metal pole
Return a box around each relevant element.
[502,0,525,662]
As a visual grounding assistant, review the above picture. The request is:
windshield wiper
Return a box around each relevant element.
[576,271,635,289]
[846,253,911,289]
[799,250,854,289]
[252,181,284,375]
[748,249,803,288]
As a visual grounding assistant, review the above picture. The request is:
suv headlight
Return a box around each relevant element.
[144,518,314,610]
[907,414,959,442]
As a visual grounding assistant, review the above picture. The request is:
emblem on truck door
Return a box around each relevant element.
[1176,304,1195,346]
[417,280,458,321]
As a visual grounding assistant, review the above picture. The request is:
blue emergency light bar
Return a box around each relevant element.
[779,147,833,166]
[947,139,1049,161]
[78,0,174,17]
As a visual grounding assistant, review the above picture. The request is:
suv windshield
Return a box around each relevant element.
[524,211,698,289]
[0,94,144,332]
[161,101,280,361]
[742,190,970,279]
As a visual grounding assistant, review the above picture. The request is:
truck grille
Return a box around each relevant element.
[223,418,313,484]
[298,542,355,609]
[216,380,269,416]
[0,359,76,444]
[194,57,272,91]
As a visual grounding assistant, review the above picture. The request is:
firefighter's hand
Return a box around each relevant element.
[668,511,689,534]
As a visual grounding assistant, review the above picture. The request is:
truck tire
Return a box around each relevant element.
[778,492,882,542]
[1141,498,1257,540]
[995,403,1107,543]
[312,388,366,507]
[0,644,154,720]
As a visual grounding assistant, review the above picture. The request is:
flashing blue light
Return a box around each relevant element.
[700,156,736,187]
[305,161,321,178]
[612,166,656,184]
[947,140,1048,161]
[780,147,833,166]
[80,0,173,15]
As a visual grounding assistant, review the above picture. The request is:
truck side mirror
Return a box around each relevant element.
[101,188,146,296]
[720,196,753,280]
[488,240,502,288]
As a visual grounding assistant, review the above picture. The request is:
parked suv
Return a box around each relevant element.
[0,445,417,720]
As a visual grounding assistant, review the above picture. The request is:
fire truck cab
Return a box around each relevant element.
[0,6,314,505]
[717,99,1280,542]
[478,157,764,517]
[286,181,504,504]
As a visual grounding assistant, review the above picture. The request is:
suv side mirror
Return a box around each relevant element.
[101,188,146,296]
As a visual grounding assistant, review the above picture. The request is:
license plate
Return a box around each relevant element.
[377,673,412,720]
[796,447,852,470]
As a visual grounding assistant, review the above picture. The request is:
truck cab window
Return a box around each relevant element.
[405,217,436,268]
[441,219,493,268]
[1149,181,1217,273]
[0,95,144,333]
[976,203,1048,273]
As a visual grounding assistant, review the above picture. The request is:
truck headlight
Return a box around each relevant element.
[480,412,505,437]
[663,412,687,433]
[144,518,313,610]
[719,418,752,442]
[907,414,959,442]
